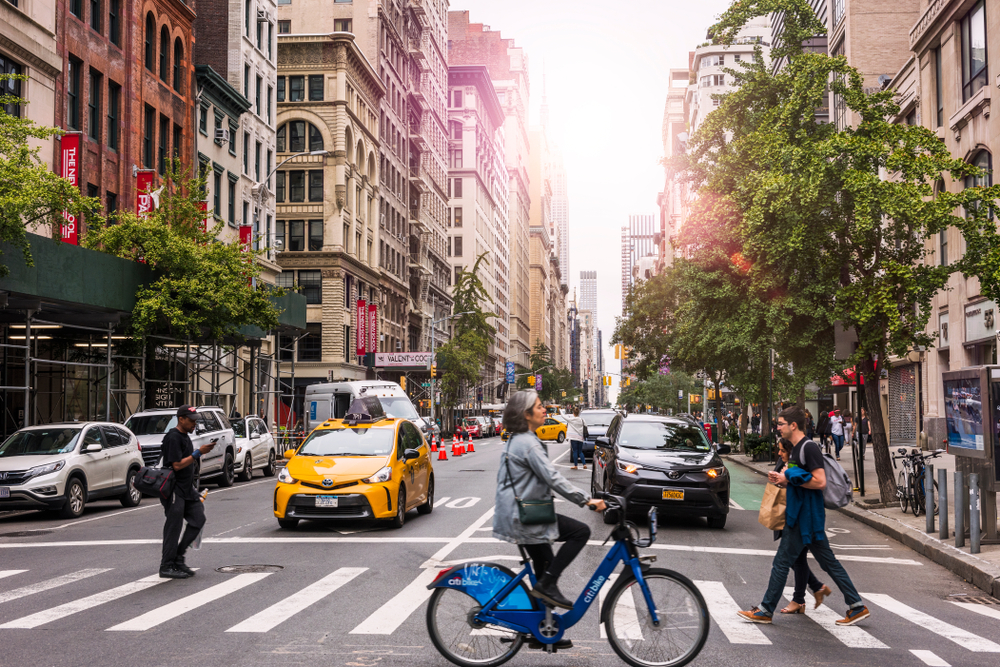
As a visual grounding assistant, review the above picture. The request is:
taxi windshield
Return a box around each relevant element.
[298,427,395,457]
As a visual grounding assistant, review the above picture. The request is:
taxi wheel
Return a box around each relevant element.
[557,432,566,443]
[278,518,299,530]
[389,487,406,529]
[417,478,434,515]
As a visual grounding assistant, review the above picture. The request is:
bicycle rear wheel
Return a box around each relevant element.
[603,568,709,667]
[910,474,924,517]
[897,471,908,513]
[426,587,524,667]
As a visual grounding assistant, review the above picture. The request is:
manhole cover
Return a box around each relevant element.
[949,593,999,605]
[0,530,52,538]
[216,564,284,574]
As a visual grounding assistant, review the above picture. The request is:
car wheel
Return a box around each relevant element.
[278,518,299,530]
[557,432,566,443]
[262,449,277,477]
[217,451,235,487]
[389,487,406,529]
[237,453,253,482]
[417,478,434,515]
[602,477,619,524]
[706,515,727,529]
[119,469,142,507]
[60,478,86,519]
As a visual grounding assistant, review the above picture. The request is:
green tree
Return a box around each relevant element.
[0,78,96,277]
[515,341,579,403]
[615,371,699,414]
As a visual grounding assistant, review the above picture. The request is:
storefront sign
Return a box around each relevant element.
[59,133,80,245]
[966,299,997,343]
[136,170,156,216]
[939,311,949,349]
[356,299,366,357]
[368,304,377,354]
[374,352,433,368]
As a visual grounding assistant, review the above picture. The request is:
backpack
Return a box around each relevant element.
[798,440,853,509]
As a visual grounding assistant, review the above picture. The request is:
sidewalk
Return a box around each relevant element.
[724,440,1000,598]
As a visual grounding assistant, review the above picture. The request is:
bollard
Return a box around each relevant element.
[970,473,981,555]
[938,468,949,540]
[925,463,935,534]
[955,470,965,549]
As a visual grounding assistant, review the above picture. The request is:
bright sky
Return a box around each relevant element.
[451,0,734,402]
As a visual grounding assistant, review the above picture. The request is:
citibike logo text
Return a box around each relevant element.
[583,575,606,604]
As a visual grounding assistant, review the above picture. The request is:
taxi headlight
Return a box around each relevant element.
[277,467,297,484]
[705,466,725,479]
[27,460,66,479]
[363,466,392,484]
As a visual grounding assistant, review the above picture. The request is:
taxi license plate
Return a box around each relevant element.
[0,487,10,498]
[315,496,338,508]
[662,489,684,501]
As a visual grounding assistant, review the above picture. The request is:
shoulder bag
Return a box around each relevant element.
[504,441,556,525]
[134,465,175,501]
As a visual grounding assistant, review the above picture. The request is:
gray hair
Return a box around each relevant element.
[504,390,539,434]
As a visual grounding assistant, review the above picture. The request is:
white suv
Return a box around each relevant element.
[232,415,277,481]
[0,422,144,519]
[125,406,237,487]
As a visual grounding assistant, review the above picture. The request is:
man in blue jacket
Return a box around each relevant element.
[738,405,870,626]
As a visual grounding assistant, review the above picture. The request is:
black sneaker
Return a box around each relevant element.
[174,557,195,577]
[159,565,191,579]
[530,576,574,610]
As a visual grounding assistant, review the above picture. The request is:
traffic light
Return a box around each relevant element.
[614,345,620,360]
[623,347,630,360]
[561,391,566,398]
[400,375,406,391]
[707,389,716,400]
[431,363,437,378]
[527,375,535,386]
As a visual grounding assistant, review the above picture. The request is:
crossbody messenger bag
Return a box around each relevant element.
[503,441,556,525]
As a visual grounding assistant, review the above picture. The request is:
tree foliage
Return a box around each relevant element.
[515,341,580,403]
[615,371,700,415]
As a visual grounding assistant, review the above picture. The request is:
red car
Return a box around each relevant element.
[461,418,481,438]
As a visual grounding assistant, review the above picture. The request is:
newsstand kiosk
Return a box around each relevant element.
[942,366,999,542]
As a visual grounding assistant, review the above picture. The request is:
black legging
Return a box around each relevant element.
[523,513,590,579]
[790,547,824,604]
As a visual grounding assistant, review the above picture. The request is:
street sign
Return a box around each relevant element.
[678,390,684,399]
[421,382,431,387]
[505,361,515,383]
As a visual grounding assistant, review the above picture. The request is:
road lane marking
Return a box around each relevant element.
[864,593,1000,652]
[911,650,950,666]
[421,507,496,568]
[0,568,112,606]
[694,580,771,645]
[949,601,1000,621]
[781,587,887,649]
[444,497,480,509]
[227,567,367,633]
[107,572,271,631]
[349,568,440,635]
[0,570,26,581]
[729,498,744,510]
[1,574,167,628]
[433,496,451,508]
[643,543,922,566]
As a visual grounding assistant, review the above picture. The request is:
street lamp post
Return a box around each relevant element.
[429,310,474,428]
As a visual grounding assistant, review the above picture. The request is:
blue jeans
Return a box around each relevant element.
[832,434,845,457]
[760,528,863,615]
[570,440,585,466]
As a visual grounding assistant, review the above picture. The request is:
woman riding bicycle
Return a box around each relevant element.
[493,390,606,610]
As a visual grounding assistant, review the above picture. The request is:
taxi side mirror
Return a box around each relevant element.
[283,449,295,459]
[403,448,420,461]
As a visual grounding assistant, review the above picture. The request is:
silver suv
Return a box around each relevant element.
[125,406,237,487]
[0,422,144,518]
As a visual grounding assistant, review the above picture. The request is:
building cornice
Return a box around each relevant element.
[195,65,251,118]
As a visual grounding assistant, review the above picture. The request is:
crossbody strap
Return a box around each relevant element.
[503,441,525,502]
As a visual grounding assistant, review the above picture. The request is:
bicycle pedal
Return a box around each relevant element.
[639,555,657,564]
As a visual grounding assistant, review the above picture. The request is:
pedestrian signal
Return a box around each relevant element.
[400,376,407,391]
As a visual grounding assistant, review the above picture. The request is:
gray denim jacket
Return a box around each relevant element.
[492,432,589,545]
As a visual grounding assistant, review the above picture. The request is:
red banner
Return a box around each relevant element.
[60,133,80,245]
[368,304,377,355]
[239,224,252,247]
[356,300,366,357]
[136,170,155,216]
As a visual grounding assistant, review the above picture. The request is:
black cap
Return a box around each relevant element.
[177,405,198,418]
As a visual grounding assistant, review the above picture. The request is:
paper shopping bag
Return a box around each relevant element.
[758,483,786,531]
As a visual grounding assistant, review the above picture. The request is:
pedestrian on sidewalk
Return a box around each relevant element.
[816,411,831,455]
[830,410,845,460]
[751,412,761,435]
[805,410,815,441]
[858,407,870,460]
[738,405,870,626]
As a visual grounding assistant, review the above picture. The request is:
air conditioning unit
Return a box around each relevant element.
[215,128,230,143]
[257,9,268,22]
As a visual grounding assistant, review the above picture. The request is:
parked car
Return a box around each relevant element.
[474,416,494,437]
[591,413,731,529]
[0,422,144,518]
[535,417,568,442]
[414,417,441,442]
[579,409,618,459]
[231,415,278,482]
[125,406,237,487]
[461,417,481,438]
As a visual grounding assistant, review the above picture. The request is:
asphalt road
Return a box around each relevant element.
[1,435,998,667]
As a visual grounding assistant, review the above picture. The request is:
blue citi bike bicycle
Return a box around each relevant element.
[425,493,710,667]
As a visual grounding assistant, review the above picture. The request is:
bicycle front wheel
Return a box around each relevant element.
[897,471,908,513]
[426,587,524,667]
[910,474,924,517]
[603,568,709,667]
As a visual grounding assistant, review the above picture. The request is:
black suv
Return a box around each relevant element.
[579,409,617,460]
[591,413,731,529]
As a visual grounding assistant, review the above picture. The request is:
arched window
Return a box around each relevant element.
[144,14,155,72]
[356,141,364,172]
[173,38,184,92]
[276,124,285,153]
[309,124,323,152]
[277,121,323,153]
[160,26,170,81]
[965,150,993,220]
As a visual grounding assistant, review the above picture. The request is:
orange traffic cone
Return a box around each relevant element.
[451,437,459,456]
[466,434,475,453]
[438,445,448,461]
[430,439,438,453]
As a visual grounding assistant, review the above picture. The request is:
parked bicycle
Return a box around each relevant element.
[892,447,943,516]
[425,492,709,667]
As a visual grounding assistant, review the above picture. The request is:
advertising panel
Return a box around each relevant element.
[505,361,515,384]
[59,133,80,245]
[944,375,984,453]
[356,300,366,357]
[136,170,156,216]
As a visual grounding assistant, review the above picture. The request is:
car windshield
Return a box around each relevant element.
[581,412,615,427]
[231,420,247,437]
[379,396,418,419]
[125,414,177,436]
[619,422,711,451]
[464,418,478,426]
[298,427,395,457]
[0,428,82,457]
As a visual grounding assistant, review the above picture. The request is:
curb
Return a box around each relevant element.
[723,455,1000,599]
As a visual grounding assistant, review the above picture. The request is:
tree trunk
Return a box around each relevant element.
[713,374,723,443]
[798,386,806,409]
[739,398,748,453]
[861,355,897,503]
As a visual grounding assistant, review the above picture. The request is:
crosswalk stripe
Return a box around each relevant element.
[910,649,950,666]
[349,568,440,634]
[865,593,1000,652]
[1,575,166,629]
[0,568,112,606]
[694,580,771,645]
[226,567,367,633]
[433,497,452,508]
[0,571,27,582]
[781,587,887,649]
[949,601,1000,621]
[106,573,271,632]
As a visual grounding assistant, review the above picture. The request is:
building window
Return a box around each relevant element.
[454,266,461,286]
[243,132,249,173]
[243,201,250,230]
[159,26,170,81]
[142,105,154,168]
[70,0,82,18]
[276,172,285,202]
[106,191,118,214]
[965,151,993,220]
[452,90,463,107]
[266,149,272,188]
[90,0,101,32]
[245,0,251,37]
[255,141,261,181]
[244,63,250,99]
[309,75,324,101]
[961,0,987,102]
[144,14,155,72]
[275,220,285,250]
[87,70,101,142]
[288,171,305,202]
[287,219,305,251]
[344,325,351,362]
[255,75,262,115]
[450,120,462,140]
[158,115,169,174]
[940,230,948,267]
[67,57,82,129]
[229,125,237,155]
[448,149,462,169]
[454,236,463,257]
[276,124,285,152]
[299,323,322,361]
[199,105,207,134]
[276,76,285,102]
[173,38,184,92]
[334,19,352,33]
[173,123,181,159]
[256,15,263,50]
[106,80,120,149]
[309,220,323,251]
[109,0,120,46]
[299,271,321,305]
[0,54,22,117]
[288,75,304,101]
[266,85,272,123]
[268,22,274,60]
[453,177,462,198]
[453,207,463,228]
[934,47,944,128]
[228,178,236,225]
[213,170,222,216]
[278,20,290,34]
[308,170,323,202]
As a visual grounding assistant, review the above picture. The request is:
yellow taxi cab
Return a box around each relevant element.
[274,397,433,529]
[535,416,568,442]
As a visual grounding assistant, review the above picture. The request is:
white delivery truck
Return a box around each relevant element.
[304,381,420,432]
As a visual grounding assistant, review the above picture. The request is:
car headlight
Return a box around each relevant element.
[277,467,297,484]
[27,460,66,479]
[705,466,725,479]
[617,460,642,474]
[363,466,392,484]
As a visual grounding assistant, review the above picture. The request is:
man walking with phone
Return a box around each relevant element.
[159,406,217,579]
